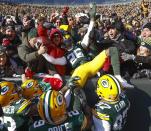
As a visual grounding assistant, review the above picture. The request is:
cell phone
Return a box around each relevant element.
[34,42,42,49]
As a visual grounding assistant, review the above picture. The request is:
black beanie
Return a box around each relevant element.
[143,23,151,30]
[107,21,125,32]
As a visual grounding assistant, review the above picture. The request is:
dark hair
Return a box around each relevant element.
[107,21,125,32]
[5,25,15,31]
[143,23,151,31]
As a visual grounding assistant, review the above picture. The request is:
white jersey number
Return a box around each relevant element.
[113,107,129,130]
[67,48,84,65]
[0,116,16,131]
[33,120,45,128]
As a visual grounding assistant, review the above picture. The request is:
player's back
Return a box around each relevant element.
[29,110,86,131]
[93,93,130,131]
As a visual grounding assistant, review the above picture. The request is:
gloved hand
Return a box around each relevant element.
[66,76,80,89]
[43,77,63,91]
[25,67,35,78]
[2,38,11,47]
[89,3,96,20]
[121,52,135,61]
[43,22,55,29]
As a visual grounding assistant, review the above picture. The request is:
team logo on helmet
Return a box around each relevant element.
[57,94,64,106]
[26,81,34,89]
[21,79,42,99]
[0,81,20,107]
[101,80,109,88]
[1,86,9,95]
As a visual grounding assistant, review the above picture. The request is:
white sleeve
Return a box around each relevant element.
[42,53,67,65]
[93,116,111,131]
[64,89,71,108]
[81,20,94,48]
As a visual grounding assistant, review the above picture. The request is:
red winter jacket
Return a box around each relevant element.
[47,28,66,75]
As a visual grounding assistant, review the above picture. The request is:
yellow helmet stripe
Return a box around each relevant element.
[107,74,121,95]
[42,92,48,122]
[44,90,53,124]
[17,100,31,114]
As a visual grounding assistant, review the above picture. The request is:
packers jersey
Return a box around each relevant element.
[0,99,32,131]
[65,44,88,70]
[29,110,86,131]
[87,42,100,59]
[0,124,8,131]
[93,93,130,131]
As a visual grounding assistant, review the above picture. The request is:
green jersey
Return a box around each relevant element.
[65,44,88,70]
[93,93,130,131]
[29,110,86,131]
[39,81,52,92]
[0,124,8,131]
[0,99,31,131]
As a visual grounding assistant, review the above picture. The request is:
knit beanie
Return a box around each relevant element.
[143,23,151,31]
[28,28,38,40]
[141,37,151,50]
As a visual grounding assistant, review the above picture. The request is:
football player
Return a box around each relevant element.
[29,90,87,131]
[92,74,130,131]
[20,73,63,99]
[0,81,32,131]
[21,79,49,100]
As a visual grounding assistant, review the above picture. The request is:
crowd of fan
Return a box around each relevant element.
[0,1,151,79]
[0,1,151,131]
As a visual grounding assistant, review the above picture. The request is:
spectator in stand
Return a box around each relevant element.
[0,46,23,77]
[140,0,149,18]
[98,20,137,80]
[2,25,24,66]
[121,23,151,79]
[18,28,55,77]
[47,28,66,75]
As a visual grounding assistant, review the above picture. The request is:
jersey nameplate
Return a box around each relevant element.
[114,100,126,112]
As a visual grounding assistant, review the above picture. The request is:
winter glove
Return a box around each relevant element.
[43,22,55,29]
[121,52,135,61]
[43,77,63,91]
[25,67,35,79]
[66,76,80,89]
[89,3,96,20]
[133,69,151,79]
[2,38,11,47]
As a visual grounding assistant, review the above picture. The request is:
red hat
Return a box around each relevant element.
[43,77,63,91]
[37,24,48,37]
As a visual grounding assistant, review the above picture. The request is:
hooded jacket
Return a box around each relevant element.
[47,28,66,75]
[18,28,53,73]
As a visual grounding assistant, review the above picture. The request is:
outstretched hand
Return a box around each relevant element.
[66,76,81,89]
[121,52,135,61]
[89,3,96,20]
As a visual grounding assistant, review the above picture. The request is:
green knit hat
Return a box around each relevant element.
[28,28,38,40]
[141,37,151,50]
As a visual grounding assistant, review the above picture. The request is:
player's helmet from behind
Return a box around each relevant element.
[96,74,122,102]
[21,79,43,99]
[37,90,67,125]
[0,81,20,107]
